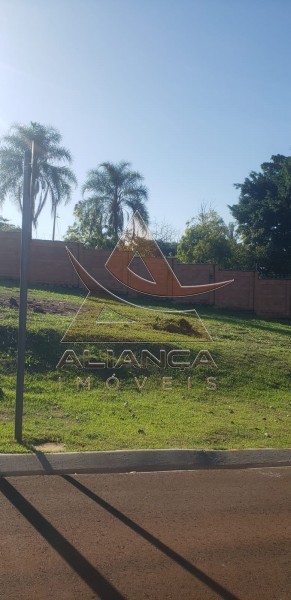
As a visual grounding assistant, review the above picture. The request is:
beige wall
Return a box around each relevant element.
[0,231,290,318]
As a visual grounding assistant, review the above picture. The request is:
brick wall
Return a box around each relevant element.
[0,231,290,319]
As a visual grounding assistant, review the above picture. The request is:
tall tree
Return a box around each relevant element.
[82,161,149,241]
[150,219,179,256]
[177,209,237,268]
[0,122,77,239]
[229,154,291,274]
[64,198,113,248]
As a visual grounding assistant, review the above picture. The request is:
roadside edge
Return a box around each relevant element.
[1,448,291,477]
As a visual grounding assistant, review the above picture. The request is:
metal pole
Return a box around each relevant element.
[15,149,32,441]
[52,204,56,241]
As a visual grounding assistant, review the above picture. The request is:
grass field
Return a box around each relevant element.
[0,279,290,453]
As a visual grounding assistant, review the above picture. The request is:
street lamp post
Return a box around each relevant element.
[15,148,32,442]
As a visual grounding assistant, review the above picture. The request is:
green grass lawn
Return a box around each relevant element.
[0,279,290,453]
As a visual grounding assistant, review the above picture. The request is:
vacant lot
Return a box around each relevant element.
[0,280,290,453]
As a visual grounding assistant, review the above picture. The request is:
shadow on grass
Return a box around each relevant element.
[0,477,126,599]
[20,442,64,471]
[198,307,291,338]
[63,474,241,600]
[0,278,86,298]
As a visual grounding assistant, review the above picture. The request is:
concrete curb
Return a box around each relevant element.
[1,448,291,477]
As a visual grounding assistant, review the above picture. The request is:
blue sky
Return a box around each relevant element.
[1,0,291,240]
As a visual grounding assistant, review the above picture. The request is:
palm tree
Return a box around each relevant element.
[82,161,149,241]
[0,122,77,239]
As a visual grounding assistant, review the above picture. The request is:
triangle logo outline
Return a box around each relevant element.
[96,304,136,324]
[127,251,156,283]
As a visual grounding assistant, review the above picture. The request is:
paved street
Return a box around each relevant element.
[0,467,290,599]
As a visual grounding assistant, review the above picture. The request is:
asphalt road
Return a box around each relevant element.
[0,467,290,600]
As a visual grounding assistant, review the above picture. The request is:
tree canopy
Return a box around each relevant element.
[229,154,291,274]
[64,198,114,248]
[65,161,149,247]
[0,216,20,232]
[177,208,238,268]
[0,122,77,238]
[150,219,179,256]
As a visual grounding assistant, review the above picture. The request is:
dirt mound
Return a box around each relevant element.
[152,316,203,337]
[0,295,77,315]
